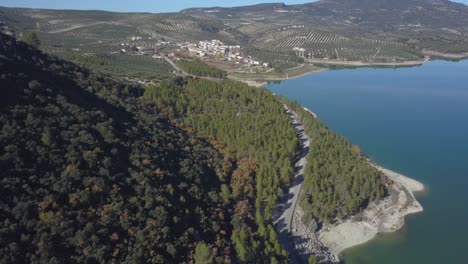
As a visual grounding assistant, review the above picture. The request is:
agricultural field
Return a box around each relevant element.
[251,26,423,62]
[0,7,255,77]
[3,3,460,78]
[0,7,247,45]
[31,32,174,80]
[70,52,175,80]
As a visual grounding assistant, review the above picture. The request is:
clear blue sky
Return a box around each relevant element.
[0,0,315,13]
[0,0,467,13]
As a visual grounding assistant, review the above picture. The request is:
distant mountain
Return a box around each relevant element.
[183,0,468,31]
[0,7,247,45]
[183,0,468,55]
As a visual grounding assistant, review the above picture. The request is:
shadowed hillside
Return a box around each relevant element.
[0,32,235,263]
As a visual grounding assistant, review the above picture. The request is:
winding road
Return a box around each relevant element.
[274,104,311,262]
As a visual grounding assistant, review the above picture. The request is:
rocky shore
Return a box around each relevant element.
[276,104,424,263]
[291,165,424,262]
[292,206,340,264]
[422,49,468,60]
[306,57,430,67]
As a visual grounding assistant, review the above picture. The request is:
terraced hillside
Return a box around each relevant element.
[0,8,246,44]
[2,0,468,73]
[0,7,248,78]
[251,25,421,62]
[184,0,468,55]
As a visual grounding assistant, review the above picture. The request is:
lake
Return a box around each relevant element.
[266,60,468,264]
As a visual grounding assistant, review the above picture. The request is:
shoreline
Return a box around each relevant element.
[306,57,430,67]
[316,165,424,258]
[280,104,425,263]
[303,107,318,118]
[229,67,326,87]
[220,51,467,87]
[422,49,468,60]
[230,57,430,87]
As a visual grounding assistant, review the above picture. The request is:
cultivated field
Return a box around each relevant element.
[251,26,422,62]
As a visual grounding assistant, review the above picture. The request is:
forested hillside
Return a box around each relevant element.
[144,79,300,263]
[0,32,234,263]
[0,30,390,263]
[0,31,303,263]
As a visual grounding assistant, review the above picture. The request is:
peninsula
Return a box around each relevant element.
[274,100,425,263]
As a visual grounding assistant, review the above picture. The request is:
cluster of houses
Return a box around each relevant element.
[118,36,174,58]
[117,36,269,67]
[181,39,268,67]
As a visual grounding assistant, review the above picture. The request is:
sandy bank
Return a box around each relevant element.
[303,107,318,118]
[235,79,267,87]
[231,56,432,86]
[372,164,424,193]
[228,66,326,86]
[307,57,429,67]
[317,165,424,257]
[230,57,429,87]
[422,49,468,60]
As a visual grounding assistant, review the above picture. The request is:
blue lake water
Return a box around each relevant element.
[266,60,468,264]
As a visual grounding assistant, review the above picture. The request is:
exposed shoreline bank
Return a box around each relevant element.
[230,57,430,87]
[422,49,468,60]
[229,67,326,87]
[291,162,424,262]
[280,104,425,263]
[307,57,430,67]
[281,105,425,263]
[316,165,424,259]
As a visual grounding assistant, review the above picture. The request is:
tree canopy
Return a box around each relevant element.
[22,31,41,48]
[0,32,232,263]
[0,31,388,263]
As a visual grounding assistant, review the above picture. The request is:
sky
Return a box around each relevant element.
[0,0,315,13]
[0,0,467,13]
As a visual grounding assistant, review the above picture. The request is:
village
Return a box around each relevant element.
[118,36,269,68]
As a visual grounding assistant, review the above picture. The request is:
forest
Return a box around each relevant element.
[0,32,234,263]
[0,30,389,263]
[144,79,300,263]
[0,32,301,263]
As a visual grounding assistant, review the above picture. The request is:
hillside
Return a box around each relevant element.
[184,0,468,54]
[0,31,305,263]
[183,0,468,29]
[0,8,246,44]
[0,30,392,263]
[0,7,248,79]
[0,32,236,263]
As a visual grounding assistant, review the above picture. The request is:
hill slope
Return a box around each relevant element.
[184,0,468,54]
[0,28,391,262]
[0,32,233,263]
[0,32,303,264]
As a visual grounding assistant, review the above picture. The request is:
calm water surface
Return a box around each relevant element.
[266,60,468,264]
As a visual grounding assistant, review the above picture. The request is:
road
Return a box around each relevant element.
[162,55,189,76]
[274,104,311,263]
[163,56,227,82]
